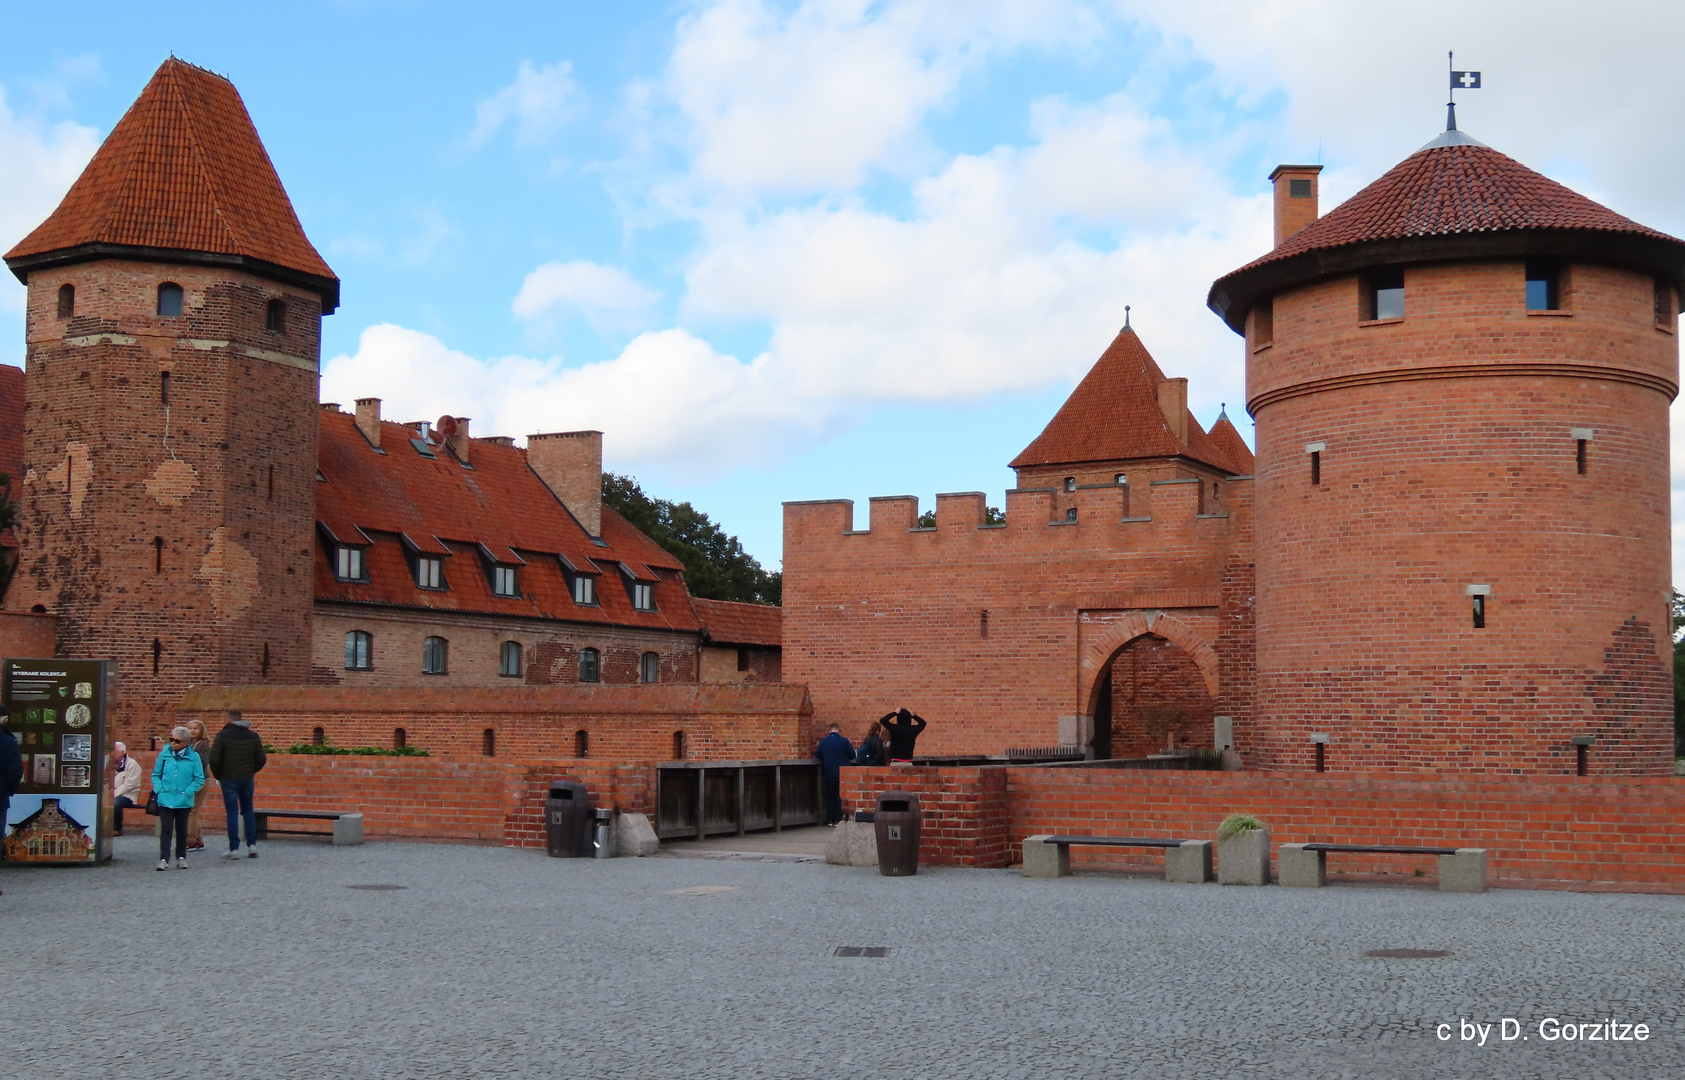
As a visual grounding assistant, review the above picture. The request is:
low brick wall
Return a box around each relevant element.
[842,766,1685,891]
[173,683,813,762]
[133,752,659,848]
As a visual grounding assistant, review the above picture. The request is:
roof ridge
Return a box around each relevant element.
[163,61,243,255]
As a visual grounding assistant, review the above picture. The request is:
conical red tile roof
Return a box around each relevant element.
[5,58,338,309]
[1010,329,1244,474]
[1209,135,1685,333]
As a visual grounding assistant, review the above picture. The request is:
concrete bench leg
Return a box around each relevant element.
[332,813,364,846]
[1164,840,1212,883]
[1021,836,1070,878]
[1437,848,1487,893]
[1278,843,1326,887]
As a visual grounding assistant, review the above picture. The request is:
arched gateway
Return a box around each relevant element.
[1078,613,1219,759]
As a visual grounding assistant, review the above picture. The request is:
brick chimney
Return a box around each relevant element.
[444,416,471,465]
[1157,377,1188,443]
[527,430,603,537]
[1268,164,1322,247]
[354,397,381,447]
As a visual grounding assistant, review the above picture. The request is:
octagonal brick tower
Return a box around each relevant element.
[3,59,338,741]
[1208,128,1685,775]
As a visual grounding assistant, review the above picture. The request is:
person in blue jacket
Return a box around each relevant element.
[151,726,205,871]
[813,723,855,826]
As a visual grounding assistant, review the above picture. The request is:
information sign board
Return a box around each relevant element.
[3,659,113,864]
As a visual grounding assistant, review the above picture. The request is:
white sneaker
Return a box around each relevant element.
[175,857,187,870]
[246,843,259,859]
[221,847,241,861]
[156,860,170,871]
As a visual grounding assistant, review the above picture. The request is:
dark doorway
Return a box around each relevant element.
[1096,634,1214,758]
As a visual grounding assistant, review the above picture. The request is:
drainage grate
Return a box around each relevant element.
[1363,948,1450,959]
[345,884,407,891]
[834,946,889,958]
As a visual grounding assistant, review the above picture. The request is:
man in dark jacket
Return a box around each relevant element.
[207,710,266,860]
[813,724,855,825]
[0,707,22,888]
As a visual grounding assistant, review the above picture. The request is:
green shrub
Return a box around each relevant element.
[271,741,429,757]
[1217,813,1267,841]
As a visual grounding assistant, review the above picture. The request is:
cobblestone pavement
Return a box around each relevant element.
[3,835,1679,1079]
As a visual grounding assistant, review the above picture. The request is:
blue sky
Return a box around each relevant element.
[4,1,1685,576]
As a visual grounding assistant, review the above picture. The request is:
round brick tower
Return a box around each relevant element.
[1209,128,1685,775]
[2,59,338,742]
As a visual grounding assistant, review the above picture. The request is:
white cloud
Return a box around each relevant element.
[667,0,1101,194]
[512,260,662,332]
[470,60,581,148]
[0,84,100,317]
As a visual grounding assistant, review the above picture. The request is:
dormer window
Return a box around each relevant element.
[334,546,367,582]
[157,283,184,317]
[572,574,597,606]
[416,556,444,590]
[632,582,654,611]
[492,565,519,597]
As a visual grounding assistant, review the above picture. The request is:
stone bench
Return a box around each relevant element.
[1023,835,1211,883]
[254,809,363,846]
[1280,842,1486,893]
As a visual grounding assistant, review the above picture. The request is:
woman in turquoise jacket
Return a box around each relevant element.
[151,726,205,870]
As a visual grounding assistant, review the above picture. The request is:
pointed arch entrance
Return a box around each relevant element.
[1080,614,1219,760]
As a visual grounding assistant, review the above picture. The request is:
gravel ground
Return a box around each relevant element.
[2,834,1679,1079]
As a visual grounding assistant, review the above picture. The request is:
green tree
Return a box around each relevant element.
[917,505,1004,528]
[0,473,18,601]
[601,473,780,605]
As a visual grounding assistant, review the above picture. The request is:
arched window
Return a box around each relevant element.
[574,729,589,758]
[345,631,372,670]
[482,728,496,757]
[578,647,600,683]
[499,641,522,678]
[393,727,407,750]
[157,283,184,317]
[422,636,448,675]
[640,651,659,683]
[265,298,286,333]
[673,730,687,760]
[1064,476,1077,492]
[312,726,325,746]
[57,284,74,319]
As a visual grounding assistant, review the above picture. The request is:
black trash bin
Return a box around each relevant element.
[545,780,591,858]
[873,790,921,876]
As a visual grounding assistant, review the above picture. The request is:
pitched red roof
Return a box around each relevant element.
[1209,134,1685,333]
[1206,410,1254,474]
[314,410,698,632]
[4,58,338,308]
[692,598,782,648]
[1010,329,1243,474]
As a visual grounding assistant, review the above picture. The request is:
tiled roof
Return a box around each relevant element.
[693,598,782,648]
[1010,329,1244,474]
[1205,410,1254,474]
[1249,142,1674,271]
[4,59,338,306]
[314,410,699,632]
[1209,135,1685,332]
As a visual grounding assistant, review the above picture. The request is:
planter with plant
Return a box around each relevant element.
[1216,812,1271,885]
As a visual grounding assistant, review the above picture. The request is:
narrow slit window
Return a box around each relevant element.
[1655,278,1674,327]
[153,536,164,574]
[1252,298,1274,347]
[673,730,687,760]
[736,646,749,672]
[157,283,184,317]
[261,643,270,677]
[312,726,326,746]
[482,728,496,757]
[1310,451,1321,486]
[267,464,274,501]
[394,728,407,750]
[980,609,989,638]
[160,371,170,406]
[57,284,74,319]
[265,299,286,334]
[1472,595,1486,629]
[574,729,589,758]
[1576,439,1587,474]
[151,637,162,674]
[1525,259,1561,311]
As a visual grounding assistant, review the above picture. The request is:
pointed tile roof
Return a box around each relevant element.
[5,58,339,310]
[1209,136,1685,333]
[1206,410,1254,475]
[1010,329,1244,475]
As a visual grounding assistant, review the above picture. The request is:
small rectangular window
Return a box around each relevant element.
[422,636,448,674]
[737,646,750,671]
[1657,278,1675,327]
[578,648,600,683]
[344,631,372,670]
[1472,594,1486,629]
[1310,451,1321,486]
[1252,298,1274,347]
[499,641,522,677]
[1525,259,1560,311]
[1361,267,1404,321]
[632,581,654,611]
[640,651,659,683]
[416,556,443,589]
[266,299,286,334]
[492,565,519,597]
[573,575,596,605]
[335,546,365,582]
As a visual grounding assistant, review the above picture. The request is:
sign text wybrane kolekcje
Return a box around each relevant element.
[5,659,109,796]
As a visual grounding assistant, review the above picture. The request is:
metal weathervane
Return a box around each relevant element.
[1447,51,1481,131]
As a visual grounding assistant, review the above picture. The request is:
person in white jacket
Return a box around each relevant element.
[110,742,142,835]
